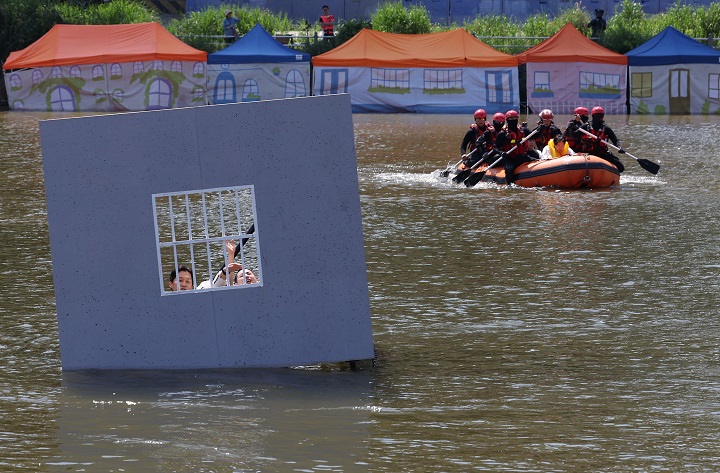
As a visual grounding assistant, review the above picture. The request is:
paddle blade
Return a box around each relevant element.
[452,169,472,184]
[440,169,451,177]
[638,158,660,175]
[464,171,485,187]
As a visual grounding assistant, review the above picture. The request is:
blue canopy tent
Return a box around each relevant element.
[626,26,720,114]
[207,24,311,104]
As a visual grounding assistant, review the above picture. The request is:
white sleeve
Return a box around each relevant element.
[211,270,230,287]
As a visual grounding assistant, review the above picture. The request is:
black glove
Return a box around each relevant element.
[501,152,509,160]
[618,148,626,154]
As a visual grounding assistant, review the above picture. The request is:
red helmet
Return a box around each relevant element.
[539,109,554,119]
[505,110,519,119]
[574,106,589,115]
[591,106,605,115]
[493,112,505,122]
[473,109,487,119]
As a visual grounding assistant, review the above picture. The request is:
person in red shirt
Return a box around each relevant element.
[320,5,335,37]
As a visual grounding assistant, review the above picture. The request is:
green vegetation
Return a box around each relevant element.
[4,0,720,59]
[368,86,411,94]
[371,1,433,34]
[424,87,466,95]
[54,0,158,24]
[165,4,295,51]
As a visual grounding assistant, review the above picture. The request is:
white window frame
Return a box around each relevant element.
[152,185,262,295]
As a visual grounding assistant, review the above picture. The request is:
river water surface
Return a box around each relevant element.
[1,110,719,472]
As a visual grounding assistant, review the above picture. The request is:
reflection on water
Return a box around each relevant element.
[2,111,720,471]
[48,369,371,471]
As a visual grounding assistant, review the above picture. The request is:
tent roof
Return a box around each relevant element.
[516,23,627,65]
[312,28,518,67]
[626,26,720,65]
[208,24,310,64]
[3,22,206,70]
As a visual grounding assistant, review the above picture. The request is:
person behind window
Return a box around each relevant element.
[320,5,335,37]
[233,267,259,285]
[197,239,242,289]
[168,266,194,291]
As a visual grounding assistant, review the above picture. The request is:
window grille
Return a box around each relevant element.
[152,185,261,294]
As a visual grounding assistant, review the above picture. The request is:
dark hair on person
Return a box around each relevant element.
[169,265,194,283]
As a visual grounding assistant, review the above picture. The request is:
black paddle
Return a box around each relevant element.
[234,223,255,258]
[578,127,660,175]
[452,149,485,184]
[440,158,464,178]
[464,128,540,188]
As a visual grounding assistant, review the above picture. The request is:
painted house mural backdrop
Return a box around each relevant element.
[626,26,720,115]
[207,24,311,104]
[312,28,519,114]
[516,23,628,115]
[3,23,207,112]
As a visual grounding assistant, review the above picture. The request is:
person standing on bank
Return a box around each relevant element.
[580,106,626,172]
[223,10,239,44]
[588,9,607,38]
[320,5,335,37]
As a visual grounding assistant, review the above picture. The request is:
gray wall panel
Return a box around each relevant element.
[40,94,374,370]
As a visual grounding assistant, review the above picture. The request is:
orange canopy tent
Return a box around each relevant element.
[313,28,518,68]
[516,23,627,65]
[515,23,627,114]
[312,28,519,113]
[3,22,207,111]
[3,22,206,70]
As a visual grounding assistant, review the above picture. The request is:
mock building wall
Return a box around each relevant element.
[40,94,374,370]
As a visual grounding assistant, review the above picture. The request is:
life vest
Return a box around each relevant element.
[547,139,569,158]
[581,125,609,154]
[535,121,557,148]
[469,123,488,151]
[565,120,581,150]
[481,125,496,152]
[498,127,526,156]
[320,14,334,35]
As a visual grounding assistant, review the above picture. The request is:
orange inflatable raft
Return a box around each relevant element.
[455,154,620,189]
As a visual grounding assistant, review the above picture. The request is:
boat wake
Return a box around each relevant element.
[364,168,665,189]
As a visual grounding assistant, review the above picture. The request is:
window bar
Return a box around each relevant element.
[169,195,180,292]
[185,193,197,289]
[201,191,213,286]
[217,190,229,286]
[152,196,166,293]
[218,190,231,287]
[250,187,261,281]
